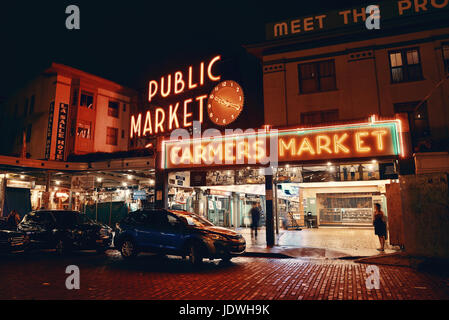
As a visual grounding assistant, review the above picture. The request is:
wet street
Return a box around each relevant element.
[1,249,448,300]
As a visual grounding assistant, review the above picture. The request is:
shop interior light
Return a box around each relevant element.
[122,182,128,187]
[97,177,103,182]
[327,162,332,166]
[55,180,61,185]
[372,159,377,163]
[149,179,155,186]
[20,175,25,179]
[127,175,132,180]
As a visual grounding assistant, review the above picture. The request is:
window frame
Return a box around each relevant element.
[106,127,118,146]
[80,90,95,109]
[298,59,337,94]
[108,100,120,118]
[388,47,424,84]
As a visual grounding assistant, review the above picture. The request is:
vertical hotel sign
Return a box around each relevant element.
[44,101,55,159]
[55,103,68,161]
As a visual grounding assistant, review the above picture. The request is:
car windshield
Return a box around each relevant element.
[175,212,214,227]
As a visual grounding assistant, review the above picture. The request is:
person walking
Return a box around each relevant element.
[6,210,21,230]
[250,202,261,239]
[373,203,387,252]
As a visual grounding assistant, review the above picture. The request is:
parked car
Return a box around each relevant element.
[114,209,246,265]
[0,229,28,253]
[18,210,113,254]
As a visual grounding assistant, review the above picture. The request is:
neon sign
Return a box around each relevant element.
[162,119,403,169]
[130,55,223,138]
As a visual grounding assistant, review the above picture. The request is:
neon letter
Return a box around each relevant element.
[196,95,208,123]
[355,132,371,152]
[207,56,221,82]
[143,111,153,136]
[155,108,165,134]
[148,80,158,102]
[130,114,141,138]
[183,99,193,127]
[297,138,316,155]
[279,138,296,157]
[316,135,333,154]
[160,75,171,98]
[174,71,185,94]
[371,130,388,151]
[168,103,180,130]
[333,133,350,153]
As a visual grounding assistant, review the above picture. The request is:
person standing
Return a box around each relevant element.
[250,202,261,239]
[373,203,387,252]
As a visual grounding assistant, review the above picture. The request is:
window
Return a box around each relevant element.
[77,121,92,139]
[80,91,94,109]
[106,127,118,145]
[123,103,126,112]
[108,101,119,118]
[300,109,339,125]
[442,43,449,74]
[394,101,431,152]
[389,48,423,83]
[29,95,35,115]
[121,129,125,139]
[26,124,32,142]
[298,60,336,94]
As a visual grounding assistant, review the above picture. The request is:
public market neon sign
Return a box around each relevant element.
[161,119,404,169]
[130,56,222,138]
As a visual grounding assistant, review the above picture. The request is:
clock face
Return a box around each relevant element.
[207,80,244,126]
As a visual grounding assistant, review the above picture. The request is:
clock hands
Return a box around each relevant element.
[213,95,241,111]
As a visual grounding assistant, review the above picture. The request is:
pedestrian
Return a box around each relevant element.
[250,202,260,239]
[6,210,21,230]
[373,203,387,252]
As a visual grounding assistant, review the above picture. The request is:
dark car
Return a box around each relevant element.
[18,210,113,254]
[0,229,28,253]
[114,209,246,265]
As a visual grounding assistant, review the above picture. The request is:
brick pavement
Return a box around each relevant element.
[0,251,448,300]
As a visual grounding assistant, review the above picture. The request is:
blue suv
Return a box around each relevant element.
[114,209,246,265]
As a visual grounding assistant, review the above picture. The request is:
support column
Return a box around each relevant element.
[155,169,168,209]
[265,174,275,247]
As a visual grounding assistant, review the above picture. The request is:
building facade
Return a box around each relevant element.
[1,63,136,160]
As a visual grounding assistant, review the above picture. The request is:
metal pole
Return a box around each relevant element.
[274,182,279,234]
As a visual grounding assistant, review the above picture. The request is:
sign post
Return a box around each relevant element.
[265,174,275,247]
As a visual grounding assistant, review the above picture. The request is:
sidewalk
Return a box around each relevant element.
[236,227,400,259]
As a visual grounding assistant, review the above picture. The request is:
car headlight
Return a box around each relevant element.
[208,233,227,241]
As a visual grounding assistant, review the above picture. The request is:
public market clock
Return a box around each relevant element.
[207,80,244,126]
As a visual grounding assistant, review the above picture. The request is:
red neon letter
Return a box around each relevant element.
[155,108,165,133]
[169,103,180,130]
[188,66,198,90]
[174,71,185,94]
[207,55,221,82]
[161,75,171,98]
[130,114,142,138]
[183,98,193,127]
[148,80,158,102]
[196,94,208,123]
[143,111,153,136]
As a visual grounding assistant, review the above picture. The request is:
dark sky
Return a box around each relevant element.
[0,0,365,98]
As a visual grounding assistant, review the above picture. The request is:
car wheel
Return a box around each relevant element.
[187,243,203,266]
[120,240,137,259]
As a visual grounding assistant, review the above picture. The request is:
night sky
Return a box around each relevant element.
[0,0,365,99]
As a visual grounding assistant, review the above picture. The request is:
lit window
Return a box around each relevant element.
[389,48,423,83]
[77,121,92,139]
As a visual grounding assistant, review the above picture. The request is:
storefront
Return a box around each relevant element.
[158,117,405,232]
